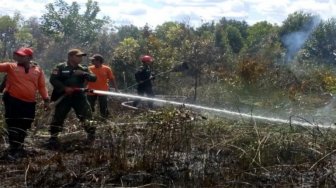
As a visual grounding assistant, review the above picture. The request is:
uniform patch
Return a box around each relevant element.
[62,70,71,74]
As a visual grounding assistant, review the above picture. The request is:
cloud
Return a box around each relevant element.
[120,8,147,16]
[0,0,335,28]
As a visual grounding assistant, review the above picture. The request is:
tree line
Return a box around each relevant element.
[1,0,336,99]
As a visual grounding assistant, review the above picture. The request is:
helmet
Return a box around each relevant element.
[140,55,153,64]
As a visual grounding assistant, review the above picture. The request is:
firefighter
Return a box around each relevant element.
[46,48,97,150]
[0,47,50,161]
[133,55,155,108]
[87,54,118,119]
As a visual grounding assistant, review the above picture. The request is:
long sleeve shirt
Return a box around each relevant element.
[0,62,49,102]
[50,62,96,100]
[135,65,153,89]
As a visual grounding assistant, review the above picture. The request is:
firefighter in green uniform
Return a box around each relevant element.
[46,48,97,149]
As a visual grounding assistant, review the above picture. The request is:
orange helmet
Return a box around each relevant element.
[140,55,153,64]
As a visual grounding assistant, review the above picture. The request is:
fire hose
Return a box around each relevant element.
[87,89,334,128]
[32,87,335,140]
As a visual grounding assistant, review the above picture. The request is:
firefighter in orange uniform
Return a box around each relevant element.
[0,47,50,161]
[87,54,118,118]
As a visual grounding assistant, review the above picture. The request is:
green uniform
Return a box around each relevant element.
[49,62,97,136]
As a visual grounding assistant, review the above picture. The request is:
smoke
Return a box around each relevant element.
[282,16,321,63]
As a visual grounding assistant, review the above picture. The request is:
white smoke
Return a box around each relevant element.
[282,16,321,63]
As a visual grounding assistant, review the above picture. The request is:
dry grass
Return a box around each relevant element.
[1,103,336,187]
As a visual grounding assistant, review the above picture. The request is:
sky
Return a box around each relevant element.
[0,0,336,28]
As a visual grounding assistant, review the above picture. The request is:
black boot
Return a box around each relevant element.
[45,136,60,150]
[0,149,18,162]
[83,121,96,145]
[85,133,95,145]
[0,146,26,162]
[2,128,26,162]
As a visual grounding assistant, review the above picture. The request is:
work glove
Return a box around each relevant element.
[64,87,75,95]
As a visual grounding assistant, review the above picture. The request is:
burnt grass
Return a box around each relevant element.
[1,101,336,187]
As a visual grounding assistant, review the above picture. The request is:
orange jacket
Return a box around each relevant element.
[87,65,115,94]
[0,62,49,102]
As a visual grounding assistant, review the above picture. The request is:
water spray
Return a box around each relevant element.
[86,89,335,129]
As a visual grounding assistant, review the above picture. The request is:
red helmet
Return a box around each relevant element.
[140,55,153,64]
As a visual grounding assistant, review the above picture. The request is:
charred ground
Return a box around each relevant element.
[1,99,336,187]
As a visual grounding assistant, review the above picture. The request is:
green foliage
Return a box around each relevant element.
[156,22,186,47]
[155,22,183,41]
[0,14,19,59]
[1,6,336,116]
[181,35,219,101]
[113,37,140,88]
[304,18,336,64]
[215,25,231,53]
[225,25,244,54]
[23,18,52,58]
[279,11,321,62]
[279,11,319,38]
[152,22,189,71]
[195,21,215,38]
[215,18,248,55]
[40,0,108,47]
[113,37,140,65]
[15,27,35,47]
[89,28,115,58]
[244,21,281,58]
[219,17,249,39]
[116,25,141,41]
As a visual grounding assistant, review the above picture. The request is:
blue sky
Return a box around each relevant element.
[0,0,335,28]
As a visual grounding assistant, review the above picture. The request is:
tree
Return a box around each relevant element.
[279,11,320,62]
[40,0,109,70]
[195,21,215,38]
[153,22,190,71]
[116,25,141,41]
[90,27,116,58]
[113,37,141,89]
[304,18,336,64]
[0,14,20,59]
[155,22,187,48]
[155,22,178,41]
[225,25,244,54]
[243,21,282,60]
[214,18,248,55]
[41,0,108,48]
[24,17,51,56]
[219,18,248,39]
[14,27,35,49]
[182,35,218,101]
[139,23,153,55]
